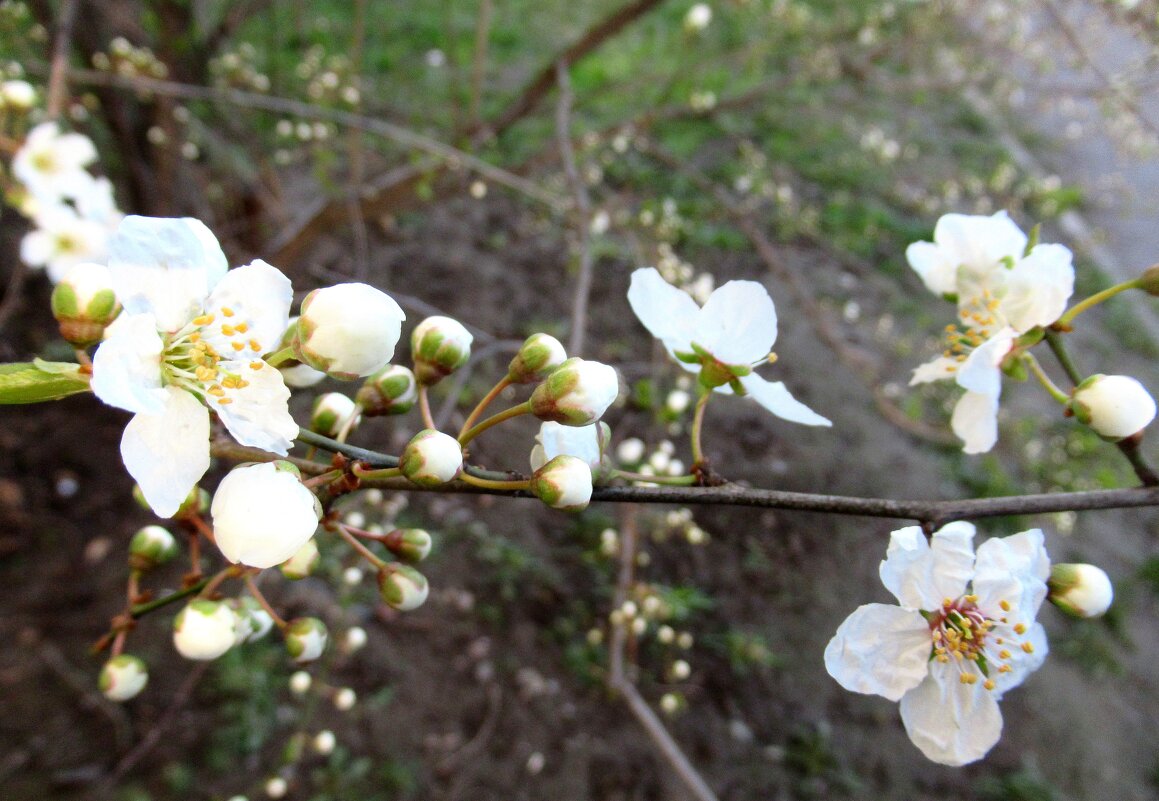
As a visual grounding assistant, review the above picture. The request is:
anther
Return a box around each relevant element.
[231,342,245,351]
[222,307,235,317]
[999,600,1011,612]
[1021,642,1034,654]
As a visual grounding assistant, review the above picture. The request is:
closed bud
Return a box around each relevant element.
[1049,563,1114,618]
[384,527,433,562]
[1069,374,1157,440]
[529,454,593,512]
[507,333,567,384]
[1,79,37,110]
[529,357,619,426]
[378,563,430,611]
[1137,263,1159,296]
[411,316,473,385]
[285,617,328,663]
[99,654,148,701]
[310,392,360,438]
[51,263,120,346]
[128,524,179,571]
[280,538,320,580]
[400,429,462,486]
[211,461,322,569]
[230,596,275,644]
[313,730,337,755]
[356,364,418,416]
[173,599,238,660]
[341,626,368,653]
[293,283,406,379]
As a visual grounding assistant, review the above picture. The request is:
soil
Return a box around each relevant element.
[1,193,1157,801]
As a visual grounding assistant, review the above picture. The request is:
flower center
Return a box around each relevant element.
[161,306,267,407]
[927,593,1033,691]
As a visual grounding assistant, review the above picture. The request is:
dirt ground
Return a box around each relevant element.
[1,194,1158,801]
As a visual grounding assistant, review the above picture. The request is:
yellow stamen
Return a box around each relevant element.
[231,342,245,351]
[249,361,263,370]
[1014,623,1027,635]
[236,322,249,333]
[249,339,262,352]
[222,307,235,317]
[999,600,1011,612]
[1021,641,1034,654]
[192,314,214,326]
[218,397,233,405]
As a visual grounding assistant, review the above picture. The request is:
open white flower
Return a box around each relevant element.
[12,121,98,202]
[907,213,1074,453]
[627,267,830,426]
[824,522,1050,766]
[20,203,111,282]
[91,216,298,517]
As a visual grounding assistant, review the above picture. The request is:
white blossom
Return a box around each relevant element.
[211,462,322,569]
[529,357,619,426]
[294,282,405,378]
[1069,374,1157,440]
[173,599,239,660]
[530,420,605,474]
[99,654,148,701]
[12,122,97,202]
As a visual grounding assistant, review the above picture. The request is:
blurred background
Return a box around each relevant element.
[2,1,1159,799]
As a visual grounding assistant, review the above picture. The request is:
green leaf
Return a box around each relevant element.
[0,361,91,404]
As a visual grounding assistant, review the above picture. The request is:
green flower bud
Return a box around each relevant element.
[310,392,360,438]
[280,538,320,580]
[128,524,179,571]
[173,599,238,661]
[507,333,567,384]
[285,617,328,663]
[383,528,433,563]
[1136,263,1159,296]
[1048,563,1114,618]
[529,454,593,512]
[99,654,148,702]
[377,563,429,611]
[230,597,275,644]
[1069,374,1157,440]
[400,429,462,487]
[51,263,120,346]
[411,315,473,385]
[355,364,418,416]
[529,358,619,426]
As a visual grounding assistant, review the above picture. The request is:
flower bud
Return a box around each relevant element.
[529,454,593,512]
[529,421,608,475]
[289,670,312,695]
[333,687,357,710]
[293,283,406,379]
[400,429,462,486]
[211,461,322,569]
[99,654,148,701]
[50,263,120,346]
[313,730,337,755]
[230,597,275,644]
[684,3,712,32]
[280,538,320,580]
[1137,263,1159,296]
[310,392,360,438]
[128,525,179,571]
[1048,563,1114,618]
[384,528,433,562]
[0,79,37,110]
[341,626,368,653]
[285,617,328,663]
[355,364,418,416]
[378,563,430,611]
[507,333,567,384]
[173,599,238,660]
[411,315,472,385]
[280,362,327,388]
[1069,374,1157,440]
[529,357,619,426]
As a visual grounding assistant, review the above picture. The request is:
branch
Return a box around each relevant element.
[555,60,595,357]
[45,0,78,119]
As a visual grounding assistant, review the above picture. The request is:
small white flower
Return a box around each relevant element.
[334,687,357,710]
[907,212,1075,453]
[128,524,178,569]
[99,654,148,701]
[824,522,1050,766]
[628,267,830,426]
[1069,374,1157,440]
[293,282,406,379]
[313,730,337,755]
[342,626,368,653]
[231,597,275,644]
[400,429,463,486]
[684,3,713,31]
[20,203,111,282]
[211,462,322,569]
[1,79,36,110]
[173,599,239,660]
[616,437,646,464]
[1048,563,1114,618]
[12,121,97,201]
[530,420,606,474]
[289,671,312,695]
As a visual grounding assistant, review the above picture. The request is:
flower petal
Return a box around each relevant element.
[936,211,1027,275]
[739,374,832,426]
[899,671,1003,766]
[531,421,602,472]
[973,529,1050,615]
[824,603,930,701]
[201,260,293,354]
[1002,243,1074,333]
[627,267,699,360]
[950,390,999,455]
[109,216,228,333]
[694,280,777,365]
[121,387,211,517]
[214,361,298,455]
[880,522,975,610]
[91,312,167,415]
[955,329,1014,397]
[988,622,1048,697]
[910,356,959,386]
[905,240,957,297]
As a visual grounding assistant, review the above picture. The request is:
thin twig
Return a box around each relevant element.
[607,505,639,688]
[469,0,493,132]
[45,0,78,119]
[555,60,595,357]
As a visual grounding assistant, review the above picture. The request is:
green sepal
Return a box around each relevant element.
[1001,355,1028,382]
[940,292,959,304]
[1014,327,1045,348]
[0,361,91,404]
[674,349,701,364]
[1023,223,1041,257]
[1000,255,1016,270]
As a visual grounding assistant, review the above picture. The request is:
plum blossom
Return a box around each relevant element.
[627,267,830,426]
[12,121,98,201]
[91,216,298,517]
[824,522,1050,766]
[907,212,1074,453]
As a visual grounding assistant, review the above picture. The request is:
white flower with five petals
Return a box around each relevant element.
[824,522,1050,766]
[91,216,298,517]
[907,212,1074,453]
[627,267,830,426]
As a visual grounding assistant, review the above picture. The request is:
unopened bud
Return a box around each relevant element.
[378,563,430,611]
[1049,563,1114,618]
[289,670,312,695]
[128,524,178,571]
[211,461,322,569]
[1137,263,1159,296]
[0,79,37,110]
[507,333,567,384]
[293,283,406,379]
[310,392,360,438]
[333,687,357,710]
[51,263,120,346]
[230,597,275,644]
[411,315,473,385]
[384,528,433,562]
[1069,374,1157,440]
[280,538,320,580]
[529,357,619,426]
[529,454,593,512]
[400,429,463,486]
[313,729,337,755]
[99,654,148,701]
[341,626,368,653]
[356,364,418,416]
[285,617,328,663]
[173,599,238,660]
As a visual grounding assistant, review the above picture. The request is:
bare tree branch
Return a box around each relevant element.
[555,60,595,356]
